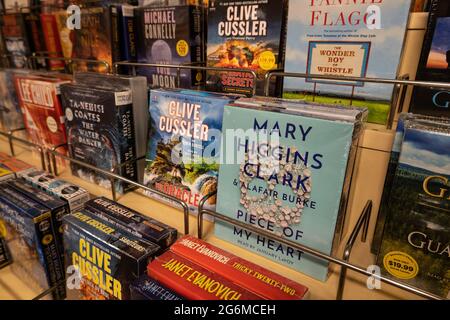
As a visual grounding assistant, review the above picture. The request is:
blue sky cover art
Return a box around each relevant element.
[399,128,450,176]
[426,17,450,70]
[284,0,411,101]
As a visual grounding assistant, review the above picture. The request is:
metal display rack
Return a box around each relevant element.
[0,56,448,301]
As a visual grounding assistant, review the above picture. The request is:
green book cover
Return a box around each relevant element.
[215,104,356,281]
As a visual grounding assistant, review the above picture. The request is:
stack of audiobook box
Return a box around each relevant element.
[63,197,177,300]
[0,153,90,299]
[0,152,311,300]
[143,235,310,300]
[61,195,310,300]
[0,157,91,297]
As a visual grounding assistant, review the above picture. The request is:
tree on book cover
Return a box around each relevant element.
[215,105,356,281]
[143,89,234,213]
[409,0,450,118]
[372,114,450,255]
[206,0,288,96]
[61,84,138,194]
[377,125,450,299]
[71,6,120,73]
[283,0,412,125]
[135,5,204,89]
[1,13,31,68]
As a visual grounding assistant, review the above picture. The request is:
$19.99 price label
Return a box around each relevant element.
[383,251,419,280]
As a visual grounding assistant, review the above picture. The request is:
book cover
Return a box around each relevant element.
[206,0,288,96]
[71,6,118,73]
[147,250,263,300]
[40,13,66,71]
[54,10,74,61]
[377,123,450,299]
[84,197,177,251]
[0,166,15,182]
[20,169,90,212]
[372,114,450,254]
[171,235,309,299]
[1,13,31,68]
[214,103,356,281]
[130,275,184,300]
[118,4,137,62]
[7,178,69,264]
[63,210,160,300]
[0,69,26,133]
[4,0,30,11]
[0,182,66,300]
[14,74,70,153]
[72,72,149,183]
[23,12,47,69]
[135,4,203,89]
[409,0,450,118]
[143,89,238,213]
[0,154,35,176]
[283,0,412,125]
[60,84,138,194]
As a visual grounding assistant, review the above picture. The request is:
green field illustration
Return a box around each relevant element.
[283,92,390,125]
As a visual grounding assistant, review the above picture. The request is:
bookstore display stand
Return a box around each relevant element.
[263,71,450,129]
[28,54,112,74]
[113,61,259,96]
[1,55,449,300]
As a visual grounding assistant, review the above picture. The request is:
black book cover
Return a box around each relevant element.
[135,4,204,89]
[23,12,47,69]
[71,6,119,73]
[118,4,137,62]
[63,210,159,300]
[206,0,288,96]
[60,83,137,194]
[410,0,450,117]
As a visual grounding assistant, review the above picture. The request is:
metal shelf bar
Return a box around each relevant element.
[336,200,372,300]
[0,129,444,301]
[264,71,450,129]
[48,149,190,236]
[197,193,443,300]
[0,129,46,170]
[26,54,110,73]
[264,71,450,95]
[0,131,190,235]
[113,61,258,96]
[1,65,449,300]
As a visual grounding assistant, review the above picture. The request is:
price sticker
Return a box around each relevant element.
[383,251,419,280]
